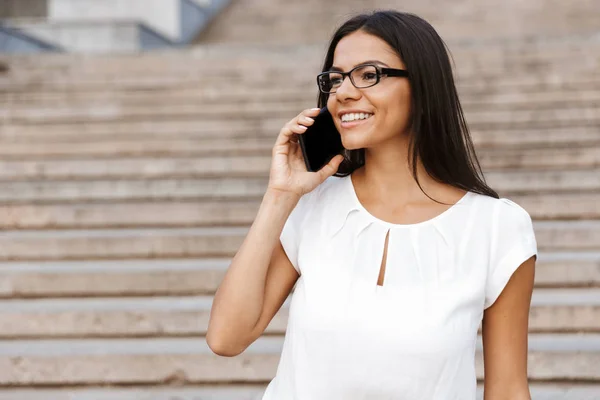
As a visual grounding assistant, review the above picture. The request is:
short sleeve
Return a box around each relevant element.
[484,198,538,309]
[279,190,314,275]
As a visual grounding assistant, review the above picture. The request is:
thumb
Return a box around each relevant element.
[317,154,344,181]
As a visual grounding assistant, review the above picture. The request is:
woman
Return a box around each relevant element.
[207,10,537,400]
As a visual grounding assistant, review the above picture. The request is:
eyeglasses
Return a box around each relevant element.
[317,64,409,94]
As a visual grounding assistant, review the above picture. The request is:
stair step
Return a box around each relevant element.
[0,386,268,400]
[0,201,263,229]
[0,148,596,182]
[0,384,598,400]
[2,63,599,93]
[0,289,598,338]
[0,253,596,298]
[511,192,600,220]
[0,227,247,260]
[534,252,600,287]
[1,126,592,154]
[0,258,229,297]
[0,100,598,125]
[2,87,600,109]
[0,222,597,260]
[0,172,596,204]
[3,48,597,72]
[0,178,272,203]
[1,126,597,152]
[2,90,599,122]
[3,74,600,101]
[534,221,600,250]
[0,227,246,260]
[0,334,598,384]
[0,386,274,400]
[1,43,598,78]
[0,193,597,230]
[479,146,600,169]
[485,169,600,192]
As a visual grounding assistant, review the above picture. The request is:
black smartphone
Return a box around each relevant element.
[298,107,344,172]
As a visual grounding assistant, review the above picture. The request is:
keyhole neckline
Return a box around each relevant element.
[347,174,472,229]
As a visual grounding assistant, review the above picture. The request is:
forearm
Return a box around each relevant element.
[207,189,300,353]
[484,383,531,400]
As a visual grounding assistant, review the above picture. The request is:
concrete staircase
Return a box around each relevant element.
[0,36,599,398]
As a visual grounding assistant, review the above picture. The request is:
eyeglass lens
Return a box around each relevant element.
[319,65,378,93]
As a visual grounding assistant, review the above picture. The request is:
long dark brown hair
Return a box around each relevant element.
[318,10,499,202]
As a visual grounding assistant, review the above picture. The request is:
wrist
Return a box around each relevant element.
[265,187,301,202]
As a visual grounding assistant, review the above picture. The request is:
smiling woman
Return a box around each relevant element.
[207,9,537,400]
[318,13,498,203]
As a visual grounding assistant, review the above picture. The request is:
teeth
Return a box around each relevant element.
[341,113,373,122]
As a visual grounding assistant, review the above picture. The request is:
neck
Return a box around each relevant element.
[354,138,441,205]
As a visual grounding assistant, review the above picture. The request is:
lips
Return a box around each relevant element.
[341,112,373,122]
[337,109,373,119]
[339,116,373,130]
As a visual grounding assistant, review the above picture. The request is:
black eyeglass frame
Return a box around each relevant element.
[316,64,409,94]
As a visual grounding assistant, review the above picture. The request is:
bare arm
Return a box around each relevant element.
[206,188,301,356]
[206,107,344,357]
[482,255,536,400]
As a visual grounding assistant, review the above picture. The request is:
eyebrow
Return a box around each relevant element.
[330,60,390,72]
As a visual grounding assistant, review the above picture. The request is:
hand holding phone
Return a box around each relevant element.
[267,108,344,198]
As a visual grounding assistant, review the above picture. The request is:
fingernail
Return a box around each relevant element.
[311,108,320,111]
[299,125,307,130]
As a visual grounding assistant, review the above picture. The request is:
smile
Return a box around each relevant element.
[340,113,373,129]
[341,113,373,122]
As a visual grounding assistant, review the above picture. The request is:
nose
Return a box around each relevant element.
[335,75,361,101]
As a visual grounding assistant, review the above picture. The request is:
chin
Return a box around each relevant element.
[341,141,365,151]
[340,133,369,151]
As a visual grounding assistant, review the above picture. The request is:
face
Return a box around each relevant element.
[326,30,412,151]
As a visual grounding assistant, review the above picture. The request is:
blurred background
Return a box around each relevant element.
[0,0,599,399]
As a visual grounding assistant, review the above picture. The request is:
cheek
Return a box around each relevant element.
[368,94,412,137]
[378,88,411,122]
[327,97,341,130]
[326,96,334,111]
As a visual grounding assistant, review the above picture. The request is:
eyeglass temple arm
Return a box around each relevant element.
[380,68,409,77]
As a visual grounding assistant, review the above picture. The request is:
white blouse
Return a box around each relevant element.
[262,173,537,400]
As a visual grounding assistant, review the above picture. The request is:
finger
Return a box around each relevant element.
[289,108,320,131]
[274,125,292,147]
[303,108,322,118]
[274,122,308,147]
[298,114,315,127]
[275,108,320,147]
[292,109,319,130]
[289,108,319,127]
[317,154,344,181]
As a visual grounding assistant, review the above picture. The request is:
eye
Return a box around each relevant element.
[362,72,377,81]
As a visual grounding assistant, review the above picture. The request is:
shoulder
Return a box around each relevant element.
[318,174,347,196]
[476,194,536,249]
[302,175,347,207]
[456,192,535,249]
[290,175,345,221]
[467,192,532,221]
[492,197,534,228]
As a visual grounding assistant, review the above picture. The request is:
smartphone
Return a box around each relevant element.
[298,107,344,172]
